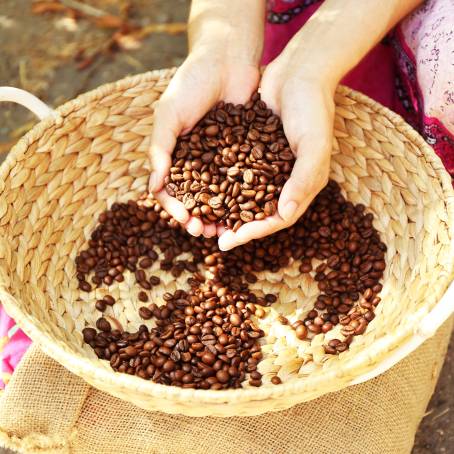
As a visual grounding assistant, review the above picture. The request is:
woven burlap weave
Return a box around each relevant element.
[1,318,452,454]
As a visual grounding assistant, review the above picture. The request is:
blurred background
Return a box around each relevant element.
[0,1,452,453]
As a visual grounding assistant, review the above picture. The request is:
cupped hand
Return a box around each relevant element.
[218,59,336,251]
[149,51,260,237]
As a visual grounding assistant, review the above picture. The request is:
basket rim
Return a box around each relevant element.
[1,69,453,406]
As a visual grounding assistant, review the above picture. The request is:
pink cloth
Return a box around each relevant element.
[1,0,453,388]
[264,0,454,176]
[0,305,31,388]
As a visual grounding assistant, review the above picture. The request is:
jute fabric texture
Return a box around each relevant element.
[0,318,452,454]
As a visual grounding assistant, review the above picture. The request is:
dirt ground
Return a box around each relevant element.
[0,1,452,453]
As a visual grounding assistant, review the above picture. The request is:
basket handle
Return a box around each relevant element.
[0,87,55,120]
[352,279,454,385]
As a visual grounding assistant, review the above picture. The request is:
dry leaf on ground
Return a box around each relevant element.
[32,1,66,15]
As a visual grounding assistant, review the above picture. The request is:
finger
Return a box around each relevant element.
[216,224,227,237]
[218,215,285,251]
[185,217,204,237]
[259,64,281,115]
[202,223,217,238]
[149,60,213,192]
[154,190,189,224]
[222,65,260,105]
[149,97,180,193]
[278,135,330,224]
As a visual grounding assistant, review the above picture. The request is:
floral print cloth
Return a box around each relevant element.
[264,0,454,176]
[1,0,453,389]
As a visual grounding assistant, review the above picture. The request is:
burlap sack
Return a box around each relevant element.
[0,318,452,454]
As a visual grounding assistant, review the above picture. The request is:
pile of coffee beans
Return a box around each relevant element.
[165,92,295,230]
[76,180,386,388]
[83,278,265,389]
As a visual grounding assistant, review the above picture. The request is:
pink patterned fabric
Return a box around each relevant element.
[0,305,31,388]
[1,0,453,388]
[264,0,454,177]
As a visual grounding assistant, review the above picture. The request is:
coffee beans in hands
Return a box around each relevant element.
[165,92,294,231]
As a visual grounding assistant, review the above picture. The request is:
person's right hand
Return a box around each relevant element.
[148,51,260,237]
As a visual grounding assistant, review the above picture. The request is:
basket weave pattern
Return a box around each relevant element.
[0,69,453,417]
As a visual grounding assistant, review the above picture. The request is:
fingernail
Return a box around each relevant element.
[280,200,298,222]
[218,232,236,251]
[186,223,200,237]
[149,173,157,193]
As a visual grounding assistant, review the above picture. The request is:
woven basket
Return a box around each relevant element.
[0,69,453,417]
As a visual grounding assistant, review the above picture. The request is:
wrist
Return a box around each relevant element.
[188,39,261,77]
[269,47,339,97]
[188,1,264,68]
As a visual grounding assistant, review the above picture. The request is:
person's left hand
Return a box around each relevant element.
[218,57,336,251]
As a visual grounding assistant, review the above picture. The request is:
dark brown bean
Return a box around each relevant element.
[104,295,115,306]
[229,314,242,326]
[96,318,111,332]
[216,370,230,384]
[139,307,153,320]
[95,299,106,312]
[82,327,96,343]
[205,125,219,137]
[138,291,149,303]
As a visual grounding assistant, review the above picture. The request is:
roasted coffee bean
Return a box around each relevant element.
[184,197,197,210]
[216,370,230,384]
[205,125,219,137]
[149,276,161,286]
[139,306,153,320]
[263,201,276,216]
[229,314,242,326]
[250,371,262,380]
[243,169,254,184]
[271,376,282,385]
[139,258,153,268]
[78,179,385,389]
[202,351,216,366]
[295,324,308,340]
[79,281,92,292]
[240,211,254,223]
[104,295,115,306]
[135,269,146,282]
[208,196,222,209]
[138,291,149,303]
[96,318,111,332]
[277,315,288,325]
[82,327,96,343]
[95,299,106,312]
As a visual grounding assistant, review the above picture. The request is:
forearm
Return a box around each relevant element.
[188,0,265,65]
[281,0,423,88]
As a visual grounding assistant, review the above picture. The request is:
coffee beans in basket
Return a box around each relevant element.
[76,181,386,388]
[164,92,294,230]
[84,279,265,389]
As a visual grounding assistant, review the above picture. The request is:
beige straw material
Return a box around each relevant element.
[0,68,453,417]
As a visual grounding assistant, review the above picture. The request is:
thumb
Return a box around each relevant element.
[278,140,330,224]
[149,98,179,193]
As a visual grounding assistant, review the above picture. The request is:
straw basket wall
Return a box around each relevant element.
[0,68,453,417]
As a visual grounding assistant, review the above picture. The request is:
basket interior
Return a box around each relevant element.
[0,71,453,405]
